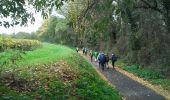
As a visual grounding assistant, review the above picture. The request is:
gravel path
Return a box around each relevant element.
[82,55,166,100]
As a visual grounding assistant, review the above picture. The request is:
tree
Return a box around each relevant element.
[11,32,38,39]
[67,0,114,48]
[66,0,170,73]
[0,0,70,27]
[35,16,75,45]
[113,0,170,72]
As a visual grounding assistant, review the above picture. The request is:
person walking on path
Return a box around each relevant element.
[76,47,79,52]
[93,51,98,62]
[98,53,106,70]
[82,47,85,55]
[111,54,117,69]
[97,53,101,67]
[105,53,110,69]
[89,50,93,62]
[84,48,88,56]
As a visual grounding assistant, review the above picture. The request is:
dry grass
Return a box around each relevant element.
[1,61,79,93]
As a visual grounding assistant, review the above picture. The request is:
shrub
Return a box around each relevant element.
[0,36,41,52]
[123,65,165,80]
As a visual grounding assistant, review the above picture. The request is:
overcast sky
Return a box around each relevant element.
[0,12,65,34]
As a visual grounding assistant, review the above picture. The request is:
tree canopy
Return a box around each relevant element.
[0,0,70,27]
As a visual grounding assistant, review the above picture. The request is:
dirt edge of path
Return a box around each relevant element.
[114,66,170,100]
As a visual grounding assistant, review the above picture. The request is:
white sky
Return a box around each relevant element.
[0,12,65,34]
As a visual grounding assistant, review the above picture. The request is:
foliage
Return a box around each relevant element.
[1,0,170,76]
[0,43,121,100]
[116,60,170,92]
[113,0,170,74]
[32,0,170,75]
[30,0,170,75]
[0,36,41,52]
[67,0,114,48]
[116,60,165,80]
[35,16,78,46]
[12,32,38,40]
[151,79,170,92]
[36,16,67,42]
[0,45,31,79]
[0,50,26,94]
[0,0,71,27]
[0,50,24,68]
[0,36,14,52]
[123,65,165,80]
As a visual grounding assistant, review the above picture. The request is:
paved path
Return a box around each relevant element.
[82,54,166,100]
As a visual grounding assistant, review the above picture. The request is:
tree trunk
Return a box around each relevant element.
[163,0,170,33]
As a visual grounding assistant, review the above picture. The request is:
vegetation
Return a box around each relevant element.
[113,0,170,75]
[0,43,121,100]
[30,0,170,76]
[1,0,169,75]
[0,0,69,27]
[116,60,170,92]
[0,0,170,99]
[12,32,38,40]
[0,36,41,52]
[1,0,170,71]
[35,17,73,44]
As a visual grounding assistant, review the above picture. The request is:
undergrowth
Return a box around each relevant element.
[116,60,170,92]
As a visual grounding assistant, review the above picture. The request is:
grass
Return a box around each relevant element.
[18,43,74,66]
[116,60,170,92]
[0,43,121,100]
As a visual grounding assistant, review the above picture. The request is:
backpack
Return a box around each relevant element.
[106,55,109,62]
[112,55,117,62]
[100,54,106,63]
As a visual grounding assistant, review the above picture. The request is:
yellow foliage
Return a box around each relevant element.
[0,36,41,52]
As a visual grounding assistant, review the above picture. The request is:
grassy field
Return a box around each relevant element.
[0,43,121,100]
[116,60,170,92]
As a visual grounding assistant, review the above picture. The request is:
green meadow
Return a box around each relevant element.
[0,43,121,100]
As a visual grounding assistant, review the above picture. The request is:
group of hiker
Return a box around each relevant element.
[76,47,117,70]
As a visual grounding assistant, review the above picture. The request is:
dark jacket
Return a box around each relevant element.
[111,55,117,62]
[99,54,106,63]
[105,55,109,62]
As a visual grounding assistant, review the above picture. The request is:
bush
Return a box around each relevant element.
[0,36,41,52]
[123,65,165,80]
[14,39,41,51]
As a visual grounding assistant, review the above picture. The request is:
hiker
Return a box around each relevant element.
[93,51,98,62]
[105,53,110,69]
[97,53,101,67]
[111,54,117,69]
[84,48,88,56]
[98,53,106,70]
[76,47,79,52]
[82,47,85,55]
[89,50,93,62]
[82,47,84,54]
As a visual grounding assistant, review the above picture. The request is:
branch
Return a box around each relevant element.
[77,0,98,22]
[81,0,98,18]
